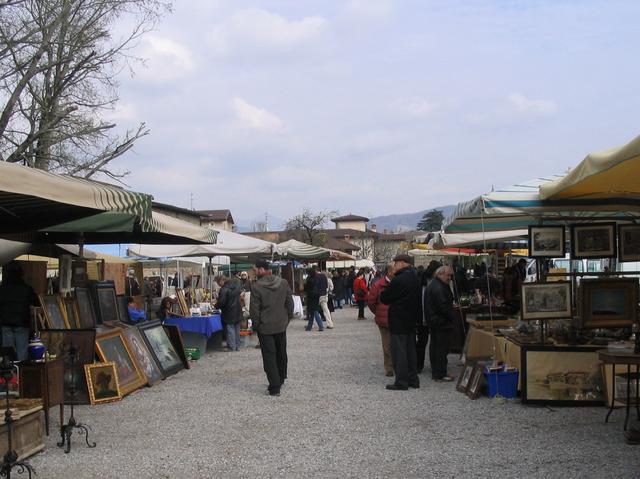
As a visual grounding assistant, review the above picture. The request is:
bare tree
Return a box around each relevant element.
[0,0,170,179]
[284,208,337,246]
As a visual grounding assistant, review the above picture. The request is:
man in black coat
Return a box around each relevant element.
[380,254,421,391]
[215,275,244,351]
[425,266,456,381]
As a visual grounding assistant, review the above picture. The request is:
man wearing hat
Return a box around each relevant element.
[250,259,294,397]
[380,253,421,391]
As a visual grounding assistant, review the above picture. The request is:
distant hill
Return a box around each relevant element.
[369,205,456,233]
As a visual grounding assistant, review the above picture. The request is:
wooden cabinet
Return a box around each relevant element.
[19,359,64,436]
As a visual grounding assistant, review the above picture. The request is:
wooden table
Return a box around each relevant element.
[598,349,640,431]
[19,358,64,436]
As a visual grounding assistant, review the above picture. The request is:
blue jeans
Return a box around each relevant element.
[225,323,242,350]
[1,326,29,361]
[305,308,324,331]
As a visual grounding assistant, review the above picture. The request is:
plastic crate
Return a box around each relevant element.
[184,347,201,360]
[484,366,518,398]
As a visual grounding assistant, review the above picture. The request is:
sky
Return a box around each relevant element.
[105,0,640,228]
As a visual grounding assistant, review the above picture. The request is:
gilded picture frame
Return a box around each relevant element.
[84,362,122,405]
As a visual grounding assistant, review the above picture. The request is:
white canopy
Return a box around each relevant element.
[276,239,356,261]
[427,230,529,249]
[127,229,276,258]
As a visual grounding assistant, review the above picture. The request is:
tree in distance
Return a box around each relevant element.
[284,209,337,246]
[416,209,444,232]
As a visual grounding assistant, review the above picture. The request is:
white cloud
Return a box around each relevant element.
[207,9,327,57]
[103,102,138,122]
[345,0,393,19]
[508,93,558,115]
[136,35,195,82]
[393,97,436,117]
[231,97,284,132]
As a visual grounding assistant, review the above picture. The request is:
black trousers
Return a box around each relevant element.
[357,300,366,318]
[429,328,451,379]
[390,333,418,388]
[416,323,430,372]
[258,331,288,393]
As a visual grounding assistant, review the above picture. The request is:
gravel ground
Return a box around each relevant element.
[28,307,640,478]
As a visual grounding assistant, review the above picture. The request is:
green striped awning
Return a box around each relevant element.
[0,161,153,233]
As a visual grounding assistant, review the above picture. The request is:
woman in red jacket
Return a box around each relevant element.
[368,262,395,376]
[353,270,369,320]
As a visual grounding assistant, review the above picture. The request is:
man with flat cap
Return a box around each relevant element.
[380,253,421,391]
[250,258,294,397]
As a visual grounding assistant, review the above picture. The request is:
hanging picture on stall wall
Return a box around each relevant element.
[571,223,616,259]
[618,224,640,262]
[578,278,638,329]
[528,225,565,258]
[521,282,572,320]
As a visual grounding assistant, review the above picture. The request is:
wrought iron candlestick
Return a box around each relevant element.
[0,351,34,478]
[57,343,96,454]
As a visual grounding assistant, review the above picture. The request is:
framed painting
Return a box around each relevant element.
[117,295,131,324]
[91,281,120,324]
[466,363,485,400]
[618,224,640,262]
[163,324,190,370]
[571,223,616,259]
[520,346,604,405]
[95,329,146,396]
[74,287,97,329]
[121,327,163,385]
[138,320,184,378]
[38,294,70,329]
[578,278,638,329]
[456,363,474,393]
[84,362,122,405]
[40,328,96,404]
[521,282,572,320]
[63,297,80,329]
[528,225,565,258]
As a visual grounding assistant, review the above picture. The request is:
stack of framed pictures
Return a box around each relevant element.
[456,361,487,400]
[95,329,146,396]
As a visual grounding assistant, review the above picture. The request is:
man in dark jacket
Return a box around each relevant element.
[425,266,456,381]
[215,275,244,351]
[380,254,421,391]
[0,262,38,361]
[250,259,294,396]
[304,268,323,331]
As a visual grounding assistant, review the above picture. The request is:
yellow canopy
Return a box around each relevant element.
[540,133,640,201]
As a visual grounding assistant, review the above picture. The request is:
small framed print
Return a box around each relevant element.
[466,363,485,400]
[456,363,474,393]
[84,362,122,405]
[618,224,640,262]
[528,225,565,258]
[571,223,616,259]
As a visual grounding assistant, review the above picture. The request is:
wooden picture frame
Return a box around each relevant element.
[571,222,616,259]
[40,328,96,405]
[528,225,565,258]
[456,363,474,393]
[521,282,572,320]
[578,278,638,329]
[74,287,97,329]
[117,295,131,324]
[138,320,184,378]
[521,346,604,406]
[466,363,485,400]
[95,330,146,396]
[84,362,122,405]
[175,289,189,316]
[91,281,120,324]
[63,297,80,329]
[38,294,70,329]
[121,327,163,385]
[618,224,640,262]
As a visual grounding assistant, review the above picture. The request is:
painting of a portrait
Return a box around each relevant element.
[85,362,122,405]
[122,327,163,385]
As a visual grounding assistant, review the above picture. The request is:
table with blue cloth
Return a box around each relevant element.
[163,314,223,353]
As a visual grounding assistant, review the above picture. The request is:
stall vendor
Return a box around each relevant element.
[157,297,181,320]
[0,262,38,361]
[127,296,146,323]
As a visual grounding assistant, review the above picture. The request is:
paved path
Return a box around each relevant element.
[29,308,639,478]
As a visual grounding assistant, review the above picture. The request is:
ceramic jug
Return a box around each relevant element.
[27,334,46,362]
